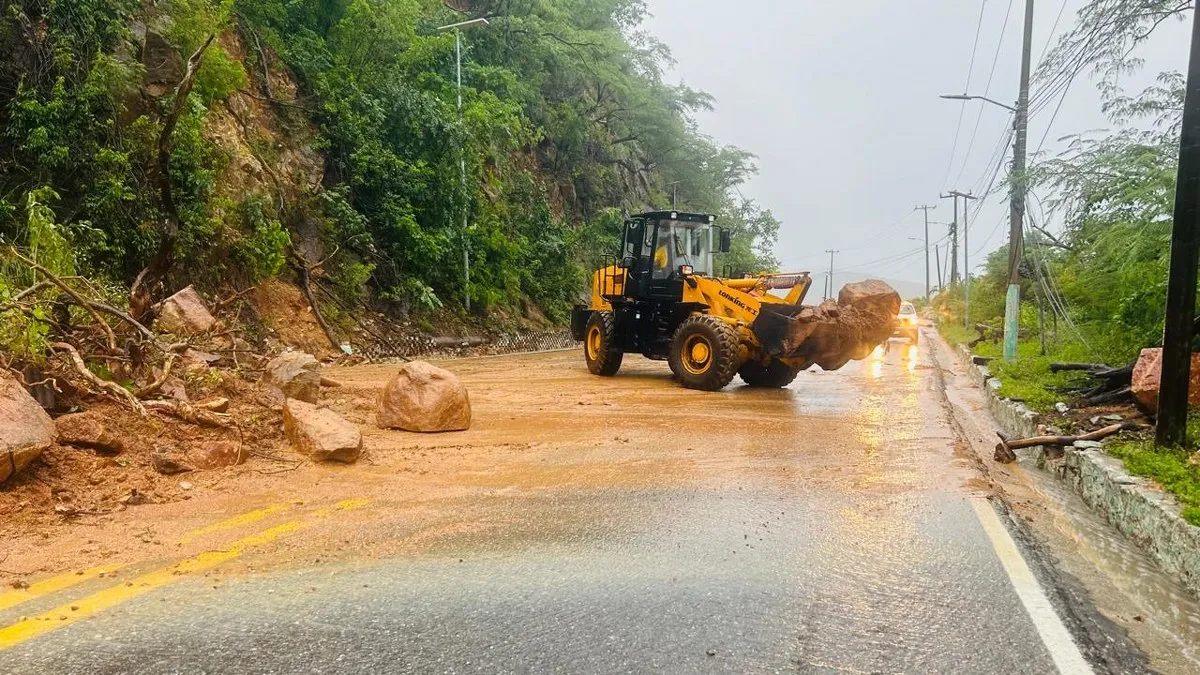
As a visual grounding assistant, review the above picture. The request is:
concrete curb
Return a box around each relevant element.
[952,341,1200,598]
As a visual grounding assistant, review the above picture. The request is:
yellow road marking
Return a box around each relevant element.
[0,498,369,651]
[0,522,302,650]
[0,566,123,613]
[178,504,289,545]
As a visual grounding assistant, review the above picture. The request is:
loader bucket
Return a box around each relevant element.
[751,280,901,371]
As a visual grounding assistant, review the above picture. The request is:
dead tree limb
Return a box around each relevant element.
[130,34,216,323]
[12,249,118,353]
[1050,362,1109,373]
[143,399,232,427]
[993,421,1146,463]
[133,346,186,399]
[52,342,145,415]
[291,253,339,350]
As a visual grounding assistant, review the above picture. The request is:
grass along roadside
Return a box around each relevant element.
[937,320,1200,527]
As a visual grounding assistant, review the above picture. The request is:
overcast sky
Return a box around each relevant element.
[644,0,1189,294]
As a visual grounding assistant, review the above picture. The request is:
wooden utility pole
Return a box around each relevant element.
[915,205,937,300]
[1157,7,1200,448]
[824,249,839,300]
[943,191,977,327]
[1003,0,1036,362]
[935,244,944,290]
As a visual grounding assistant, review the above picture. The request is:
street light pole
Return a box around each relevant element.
[915,205,937,300]
[939,1,1032,358]
[437,17,491,314]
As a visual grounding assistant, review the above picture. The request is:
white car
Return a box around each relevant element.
[894,302,919,344]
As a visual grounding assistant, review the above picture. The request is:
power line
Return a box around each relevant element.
[953,0,1017,187]
[941,0,991,190]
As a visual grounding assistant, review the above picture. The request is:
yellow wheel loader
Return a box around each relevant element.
[570,211,901,391]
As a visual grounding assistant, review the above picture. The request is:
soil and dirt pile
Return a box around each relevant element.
[754,279,901,370]
[378,361,472,433]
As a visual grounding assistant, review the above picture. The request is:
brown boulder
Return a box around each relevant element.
[838,279,903,320]
[188,440,246,470]
[283,399,362,463]
[756,281,901,370]
[54,413,124,454]
[156,285,217,335]
[377,361,471,433]
[152,445,192,475]
[262,352,321,404]
[1131,348,1200,413]
[0,372,55,482]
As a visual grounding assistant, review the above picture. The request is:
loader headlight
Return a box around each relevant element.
[679,264,694,276]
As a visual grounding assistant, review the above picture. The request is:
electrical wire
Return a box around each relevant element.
[940,0,991,191]
[953,0,1016,187]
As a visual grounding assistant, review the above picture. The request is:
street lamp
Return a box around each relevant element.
[939,93,1017,112]
[436,17,491,313]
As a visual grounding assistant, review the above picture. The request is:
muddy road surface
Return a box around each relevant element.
[0,332,1194,673]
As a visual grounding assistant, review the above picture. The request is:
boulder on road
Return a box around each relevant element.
[262,351,321,404]
[1131,348,1200,413]
[188,440,246,470]
[54,412,124,454]
[0,372,55,483]
[837,279,903,320]
[283,399,362,463]
[377,361,471,433]
[156,285,217,335]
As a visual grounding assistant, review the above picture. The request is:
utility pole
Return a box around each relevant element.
[1003,0,1036,361]
[825,249,839,300]
[943,191,977,327]
[941,194,960,285]
[1157,7,1200,448]
[915,205,937,300]
[934,244,943,290]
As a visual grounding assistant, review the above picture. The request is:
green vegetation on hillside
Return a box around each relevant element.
[0,0,780,339]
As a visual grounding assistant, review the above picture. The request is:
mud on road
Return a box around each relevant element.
[0,340,1196,673]
[1,345,973,585]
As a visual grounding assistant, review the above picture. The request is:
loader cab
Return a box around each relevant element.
[620,212,723,300]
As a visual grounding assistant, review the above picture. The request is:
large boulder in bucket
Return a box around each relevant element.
[377,361,471,433]
[752,280,900,371]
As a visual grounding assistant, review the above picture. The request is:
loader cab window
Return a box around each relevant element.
[650,219,714,280]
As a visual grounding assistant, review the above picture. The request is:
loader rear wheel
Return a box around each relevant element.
[739,359,802,388]
[669,316,740,391]
[584,311,623,376]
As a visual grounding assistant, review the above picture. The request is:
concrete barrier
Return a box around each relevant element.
[953,341,1200,597]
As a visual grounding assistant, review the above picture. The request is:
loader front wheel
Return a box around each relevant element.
[584,311,623,376]
[739,359,802,388]
[669,316,741,391]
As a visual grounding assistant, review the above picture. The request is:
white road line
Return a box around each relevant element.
[970,498,1094,675]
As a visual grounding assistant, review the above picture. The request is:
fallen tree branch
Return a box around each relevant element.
[143,399,232,427]
[52,342,145,414]
[291,253,339,350]
[133,346,186,398]
[11,249,118,353]
[993,421,1147,463]
[1049,362,1109,373]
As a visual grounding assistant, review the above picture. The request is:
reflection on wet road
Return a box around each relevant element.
[0,332,1146,673]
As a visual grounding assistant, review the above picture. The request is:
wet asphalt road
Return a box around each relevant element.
[0,335,1123,673]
